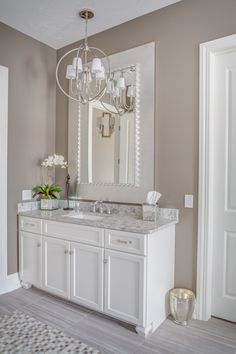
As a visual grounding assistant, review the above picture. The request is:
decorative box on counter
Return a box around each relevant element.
[142,203,159,222]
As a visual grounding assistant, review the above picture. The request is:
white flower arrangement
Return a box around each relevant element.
[41,154,68,169]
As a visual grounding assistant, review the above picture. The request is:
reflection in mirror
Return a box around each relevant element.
[77,63,137,186]
[102,65,136,116]
[80,95,135,185]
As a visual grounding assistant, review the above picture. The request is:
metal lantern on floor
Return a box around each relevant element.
[169,288,196,325]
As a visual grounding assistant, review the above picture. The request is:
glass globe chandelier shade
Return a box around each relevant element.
[56,10,110,103]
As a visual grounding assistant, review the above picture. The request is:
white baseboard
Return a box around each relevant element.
[0,272,21,295]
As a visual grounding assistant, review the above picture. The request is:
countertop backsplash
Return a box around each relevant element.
[18,199,178,221]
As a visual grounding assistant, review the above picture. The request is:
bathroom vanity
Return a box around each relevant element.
[17,42,177,336]
[18,206,178,336]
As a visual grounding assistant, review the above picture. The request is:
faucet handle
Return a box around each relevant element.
[106,206,111,215]
[99,200,105,214]
[75,201,80,213]
[92,200,102,213]
[91,202,96,213]
[104,203,111,215]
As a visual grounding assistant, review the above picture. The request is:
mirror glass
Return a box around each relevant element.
[68,42,155,200]
[78,64,137,185]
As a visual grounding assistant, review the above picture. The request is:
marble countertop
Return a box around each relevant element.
[18,208,178,234]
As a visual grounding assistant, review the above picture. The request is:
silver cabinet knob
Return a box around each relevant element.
[103,259,108,264]
[37,243,41,247]
[64,250,69,254]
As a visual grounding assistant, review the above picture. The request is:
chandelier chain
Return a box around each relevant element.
[84,15,88,48]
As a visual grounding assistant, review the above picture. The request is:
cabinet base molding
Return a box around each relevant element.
[135,324,153,337]
[136,319,166,337]
[20,281,32,290]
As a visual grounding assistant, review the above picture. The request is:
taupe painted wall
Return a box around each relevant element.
[0,22,56,274]
[56,0,236,290]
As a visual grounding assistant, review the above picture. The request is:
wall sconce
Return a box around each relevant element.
[97,113,115,138]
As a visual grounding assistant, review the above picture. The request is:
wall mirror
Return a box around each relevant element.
[78,64,136,186]
[68,42,155,202]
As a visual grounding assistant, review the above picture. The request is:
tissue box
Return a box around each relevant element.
[142,203,158,222]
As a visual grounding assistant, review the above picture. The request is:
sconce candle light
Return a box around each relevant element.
[97,113,115,138]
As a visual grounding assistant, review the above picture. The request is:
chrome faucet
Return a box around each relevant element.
[92,200,111,214]
[93,200,105,214]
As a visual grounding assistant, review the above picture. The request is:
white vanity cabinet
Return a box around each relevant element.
[19,215,176,337]
[19,217,42,288]
[42,236,70,298]
[104,229,146,325]
[70,242,104,311]
[104,249,145,325]
[19,231,42,288]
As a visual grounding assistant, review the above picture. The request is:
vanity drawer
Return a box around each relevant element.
[19,216,42,234]
[43,220,104,247]
[105,229,147,255]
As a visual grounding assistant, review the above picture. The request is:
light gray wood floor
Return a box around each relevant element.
[0,287,236,354]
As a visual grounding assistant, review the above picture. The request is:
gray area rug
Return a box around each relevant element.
[0,310,100,354]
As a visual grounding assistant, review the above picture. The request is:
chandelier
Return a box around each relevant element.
[56,9,110,103]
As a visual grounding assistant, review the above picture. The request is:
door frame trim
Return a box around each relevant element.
[0,65,10,292]
[0,65,20,294]
[197,34,236,320]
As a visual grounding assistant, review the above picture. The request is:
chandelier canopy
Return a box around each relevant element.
[56,9,110,104]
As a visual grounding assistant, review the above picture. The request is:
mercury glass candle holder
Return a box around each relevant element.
[170,288,196,326]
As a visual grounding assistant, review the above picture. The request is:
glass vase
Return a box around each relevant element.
[40,199,59,210]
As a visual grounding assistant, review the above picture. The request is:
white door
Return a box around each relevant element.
[70,242,104,311]
[20,231,42,287]
[42,236,70,298]
[104,249,145,325]
[212,49,236,322]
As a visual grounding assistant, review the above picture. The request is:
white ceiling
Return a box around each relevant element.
[0,0,182,49]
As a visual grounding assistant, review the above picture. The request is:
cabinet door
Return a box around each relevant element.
[104,249,145,325]
[42,236,70,298]
[70,242,104,311]
[20,231,42,288]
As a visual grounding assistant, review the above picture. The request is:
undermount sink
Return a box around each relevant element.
[64,213,104,221]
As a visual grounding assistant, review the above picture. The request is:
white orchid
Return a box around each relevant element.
[41,154,68,169]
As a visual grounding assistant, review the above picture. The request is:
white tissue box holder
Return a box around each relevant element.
[142,203,158,222]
